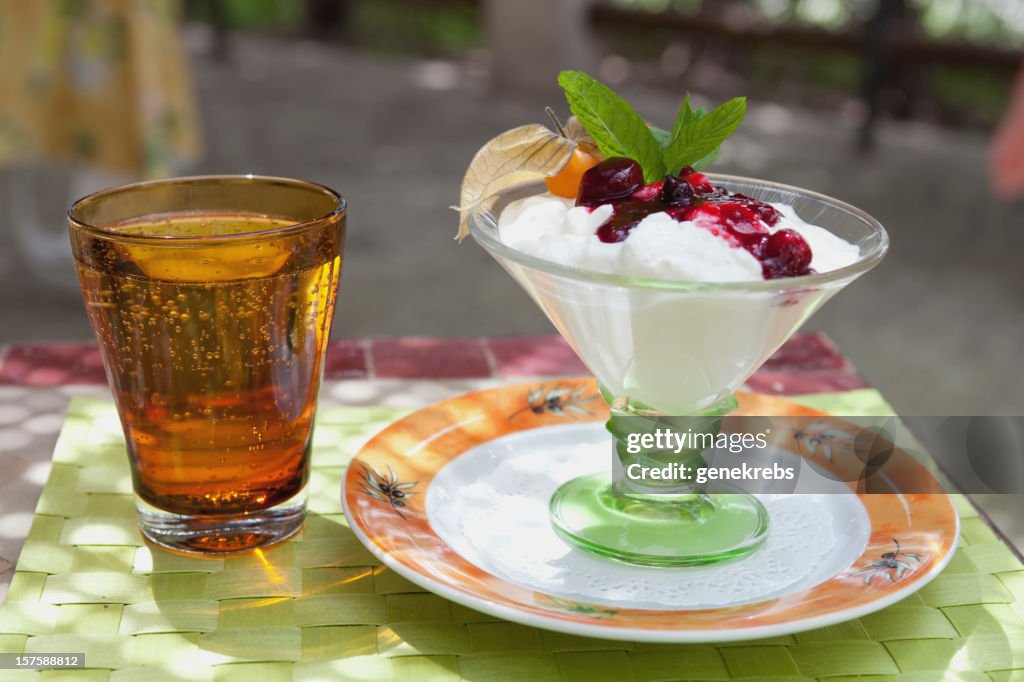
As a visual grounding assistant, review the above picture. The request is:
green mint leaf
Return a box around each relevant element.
[558,70,666,183]
[671,97,719,171]
[665,97,746,173]
[670,95,707,142]
[649,125,672,148]
[690,147,720,171]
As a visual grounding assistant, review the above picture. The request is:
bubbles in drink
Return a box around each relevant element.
[73,213,343,516]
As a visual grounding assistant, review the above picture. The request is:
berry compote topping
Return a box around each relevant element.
[690,203,768,251]
[576,157,644,207]
[583,163,811,278]
[596,202,660,243]
[732,193,781,226]
[678,166,715,193]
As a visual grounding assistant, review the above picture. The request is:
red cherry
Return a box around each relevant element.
[760,229,813,279]
[577,157,644,207]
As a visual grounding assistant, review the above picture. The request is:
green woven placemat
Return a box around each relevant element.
[1,392,1022,681]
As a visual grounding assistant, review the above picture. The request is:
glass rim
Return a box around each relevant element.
[468,173,889,292]
[67,174,346,244]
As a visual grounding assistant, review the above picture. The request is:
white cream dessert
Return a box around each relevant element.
[490,164,862,413]
[497,176,859,282]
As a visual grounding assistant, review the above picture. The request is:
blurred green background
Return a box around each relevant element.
[0,0,1021,416]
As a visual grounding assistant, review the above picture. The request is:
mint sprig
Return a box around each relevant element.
[557,71,666,183]
[664,95,745,171]
[558,70,746,181]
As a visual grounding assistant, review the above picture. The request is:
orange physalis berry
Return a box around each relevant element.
[545,147,599,199]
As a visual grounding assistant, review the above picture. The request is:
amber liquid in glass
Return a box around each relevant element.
[75,213,342,517]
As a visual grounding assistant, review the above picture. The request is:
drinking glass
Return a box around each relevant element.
[68,175,345,554]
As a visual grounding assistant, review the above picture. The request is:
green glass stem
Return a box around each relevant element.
[549,389,768,567]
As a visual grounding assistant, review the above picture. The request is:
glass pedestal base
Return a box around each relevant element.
[549,473,768,567]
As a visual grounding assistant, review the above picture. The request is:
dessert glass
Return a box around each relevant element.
[469,175,888,566]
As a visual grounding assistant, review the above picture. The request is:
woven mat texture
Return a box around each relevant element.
[0,393,1022,681]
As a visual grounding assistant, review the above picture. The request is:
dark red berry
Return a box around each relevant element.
[630,181,664,202]
[760,229,812,279]
[577,157,644,207]
[660,175,696,207]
